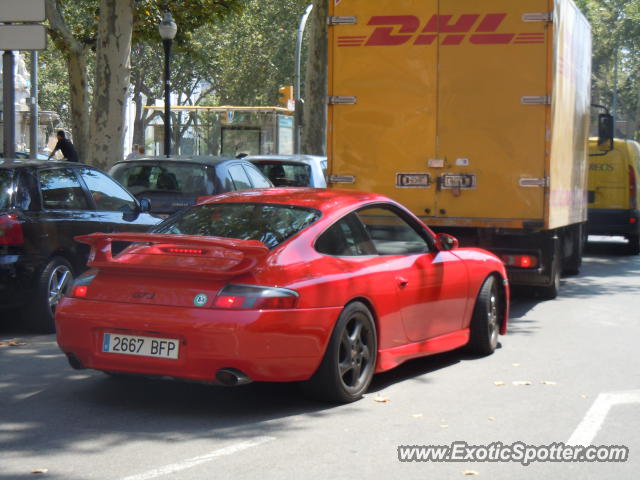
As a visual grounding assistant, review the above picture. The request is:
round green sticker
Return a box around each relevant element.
[193,293,208,307]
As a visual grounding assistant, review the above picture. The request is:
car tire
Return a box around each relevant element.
[467,276,501,356]
[25,257,74,333]
[627,234,640,255]
[563,224,584,275]
[301,301,377,403]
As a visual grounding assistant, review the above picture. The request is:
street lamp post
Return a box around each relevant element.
[158,12,177,157]
[294,4,313,154]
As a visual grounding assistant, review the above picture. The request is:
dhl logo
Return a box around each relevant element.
[337,14,544,47]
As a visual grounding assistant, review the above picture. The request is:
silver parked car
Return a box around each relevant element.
[246,155,327,188]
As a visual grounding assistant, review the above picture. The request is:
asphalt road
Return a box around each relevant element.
[1,238,638,480]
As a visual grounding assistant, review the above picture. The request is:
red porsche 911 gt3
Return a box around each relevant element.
[55,188,509,403]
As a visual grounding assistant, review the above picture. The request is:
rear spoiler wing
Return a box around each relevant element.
[75,232,269,278]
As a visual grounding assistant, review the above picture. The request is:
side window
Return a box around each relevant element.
[78,168,137,212]
[315,213,376,256]
[244,164,272,188]
[356,206,430,255]
[228,164,252,190]
[17,170,40,211]
[39,168,90,210]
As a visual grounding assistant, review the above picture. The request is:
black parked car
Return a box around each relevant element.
[0,159,161,332]
[109,156,273,216]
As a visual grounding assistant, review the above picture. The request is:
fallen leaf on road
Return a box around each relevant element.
[488,417,496,422]
[8,340,27,347]
[463,470,479,476]
[31,469,48,474]
[373,395,390,403]
[511,363,521,367]
[512,381,532,386]
[412,413,423,418]
[440,424,449,428]
[580,394,589,399]
[540,381,557,385]
[494,381,505,386]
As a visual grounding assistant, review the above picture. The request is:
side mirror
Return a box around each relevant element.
[597,113,614,152]
[138,198,151,213]
[436,233,459,251]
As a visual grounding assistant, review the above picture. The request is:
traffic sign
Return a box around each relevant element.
[0,25,47,51]
[0,0,46,22]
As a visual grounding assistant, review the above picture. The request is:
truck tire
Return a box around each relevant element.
[627,234,640,255]
[563,224,584,275]
[537,257,560,300]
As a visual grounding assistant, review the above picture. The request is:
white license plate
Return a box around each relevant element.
[102,333,180,359]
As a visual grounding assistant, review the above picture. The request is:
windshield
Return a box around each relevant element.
[253,162,312,187]
[0,169,13,210]
[110,162,213,196]
[154,202,321,249]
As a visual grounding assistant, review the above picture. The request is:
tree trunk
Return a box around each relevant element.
[45,0,91,162]
[301,0,328,156]
[89,0,134,170]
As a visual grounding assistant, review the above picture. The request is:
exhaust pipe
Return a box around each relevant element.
[66,353,85,370]
[216,368,252,386]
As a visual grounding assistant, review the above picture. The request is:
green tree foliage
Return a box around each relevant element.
[575,0,640,138]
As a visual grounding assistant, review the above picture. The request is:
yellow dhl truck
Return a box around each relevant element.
[327,0,592,298]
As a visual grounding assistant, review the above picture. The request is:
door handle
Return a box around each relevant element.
[396,276,409,288]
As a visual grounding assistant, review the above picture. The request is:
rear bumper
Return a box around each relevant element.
[587,208,640,237]
[55,298,341,383]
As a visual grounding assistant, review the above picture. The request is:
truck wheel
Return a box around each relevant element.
[537,257,560,300]
[301,301,377,403]
[627,234,640,255]
[563,225,583,275]
[25,257,74,333]
[467,276,500,356]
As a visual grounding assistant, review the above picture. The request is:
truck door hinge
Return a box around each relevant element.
[523,12,553,22]
[521,95,551,105]
[519,177,549,188]
[328,16,357,26]
[328,96,357,105]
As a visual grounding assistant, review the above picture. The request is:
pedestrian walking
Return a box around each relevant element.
[48,130,80,163]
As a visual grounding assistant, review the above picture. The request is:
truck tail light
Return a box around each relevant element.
[0,214,24,245]
[500,254,538,269]
[214,284,299,310]
[629,166,637,210]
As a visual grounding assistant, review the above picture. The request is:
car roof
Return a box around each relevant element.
[112,156,241,167]
[198,188,391,216]
[0,158,84,169]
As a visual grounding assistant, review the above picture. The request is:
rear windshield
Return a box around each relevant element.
[0,169,13,210]
[253,162,311,187]
[110,162,213,196]
[154,202,321,249]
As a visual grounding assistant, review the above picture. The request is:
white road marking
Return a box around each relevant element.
[120,436,275,480]
[567,390,640,446]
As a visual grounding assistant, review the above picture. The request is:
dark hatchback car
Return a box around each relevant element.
[0,159,161,332]
[109,156,273,216]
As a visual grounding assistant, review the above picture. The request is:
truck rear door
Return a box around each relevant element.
[435,0,549,222]
[328,0,439,213]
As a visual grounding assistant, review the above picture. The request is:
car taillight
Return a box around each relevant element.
[0,214,24,245]
[500,254,538,269]
[214,284,299,310]
[67,271,97,298]
[629,166,637,210]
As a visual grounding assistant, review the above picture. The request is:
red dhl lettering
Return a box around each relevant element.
[336,14,545,47]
